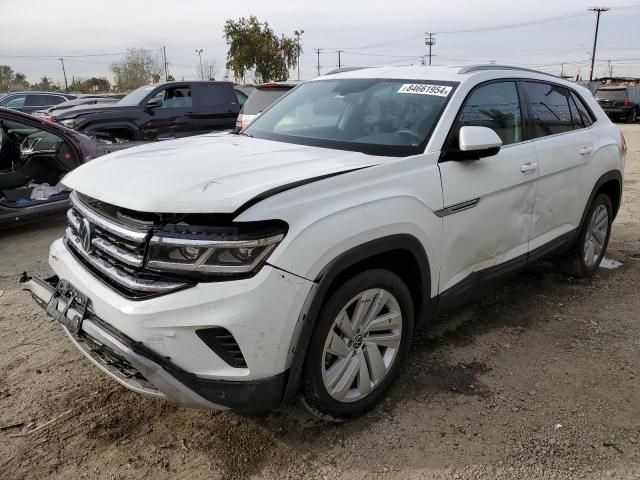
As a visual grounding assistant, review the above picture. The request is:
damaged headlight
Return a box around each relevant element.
[146,223,286,275]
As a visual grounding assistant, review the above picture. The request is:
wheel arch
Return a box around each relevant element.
[579,170,623,234]
[281,234,431,404]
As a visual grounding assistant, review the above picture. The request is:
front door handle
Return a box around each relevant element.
[580,146,593,155]
[520,161,538,173]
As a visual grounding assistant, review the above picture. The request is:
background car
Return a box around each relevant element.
[235,81,300,131]
[594,86,640,123]
[0,91,77,114]
[0,107,95,226]
[53,81,248,142]
[32,95,123,122]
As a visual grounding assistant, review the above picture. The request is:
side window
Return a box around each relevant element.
[47,95,66,105]
[25,95,51,107]
[452,81,523,147]
[567,95,585,129]
[235,90,247,107]
[570,91,594,128]
[523,82,573,138]
[197,84,227,107]
[4,95,26,108]
[157,86,192,108]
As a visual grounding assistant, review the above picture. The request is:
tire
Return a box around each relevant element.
[557,193,613,278]
[627,109,637,124]
[301,269,414,421]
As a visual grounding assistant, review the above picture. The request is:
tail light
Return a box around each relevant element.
[620,131,627,156]
[623,98,630,106]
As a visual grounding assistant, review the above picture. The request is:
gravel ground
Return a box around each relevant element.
[1,125,639,480]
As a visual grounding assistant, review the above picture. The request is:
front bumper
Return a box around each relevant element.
[20,274,289,412]
[20,238,315,412]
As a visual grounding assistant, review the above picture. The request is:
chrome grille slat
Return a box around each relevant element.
[65,193,188,296]
[66,228,184,293]
[70,192,149,243]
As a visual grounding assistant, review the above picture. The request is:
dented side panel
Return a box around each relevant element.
[438,141,538,293]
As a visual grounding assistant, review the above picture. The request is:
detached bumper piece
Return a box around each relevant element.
[20,274,286,413]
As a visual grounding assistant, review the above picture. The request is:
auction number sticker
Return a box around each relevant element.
[397,84,452,96]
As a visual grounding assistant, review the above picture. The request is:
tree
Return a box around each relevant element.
[69,77,111,93]
[0,65,30,91]
[34,76,55,91]
[223,16,299,83]
[196,59,217,80]
[110,48,162,91]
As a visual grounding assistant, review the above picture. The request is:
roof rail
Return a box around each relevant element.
[458,64,560,78]
[324,66,371,75]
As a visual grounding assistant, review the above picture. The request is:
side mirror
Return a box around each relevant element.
[145,98,162,110]
[449,126,503,161]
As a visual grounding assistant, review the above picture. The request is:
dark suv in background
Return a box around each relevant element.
[0,91,78,114]
[594,86,640,123]
[53,81,247,142]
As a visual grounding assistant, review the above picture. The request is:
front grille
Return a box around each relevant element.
[65,192,188,298]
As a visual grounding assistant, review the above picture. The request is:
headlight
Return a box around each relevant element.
[146,225,285,275]
[60,119,78,129]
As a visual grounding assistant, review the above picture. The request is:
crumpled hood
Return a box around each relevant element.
[62,133,391,213]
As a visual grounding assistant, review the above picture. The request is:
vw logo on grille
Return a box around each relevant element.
[78,218,94,253]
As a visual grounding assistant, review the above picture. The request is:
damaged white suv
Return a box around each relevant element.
[22,65,625,420]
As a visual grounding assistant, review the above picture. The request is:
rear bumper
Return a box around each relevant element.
[20,274,288,412]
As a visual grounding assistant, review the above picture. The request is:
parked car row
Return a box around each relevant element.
[0,91,77,113]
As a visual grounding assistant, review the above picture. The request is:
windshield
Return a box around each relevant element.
[595,89,626,101]
[117,84,157,106]
[244,78,456,156]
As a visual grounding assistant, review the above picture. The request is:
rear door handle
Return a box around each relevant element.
[580,146,593,155]
[520,161,538,173]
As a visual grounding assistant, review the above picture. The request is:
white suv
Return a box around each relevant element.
[22,65,626,420]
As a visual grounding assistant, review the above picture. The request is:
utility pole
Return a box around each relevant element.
[424,32,436,66]
[337,50,343,69]
[560,63,565,77]
[162,46,169,81]
[588,7,609,82]
[209,65,215,80]
[195,49,204,80]
[294,30,304,81]
[58,58,68,92]
[314,48,322,76]
[607,59,613,78]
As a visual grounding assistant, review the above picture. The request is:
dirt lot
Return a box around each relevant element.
[1,125,639,480]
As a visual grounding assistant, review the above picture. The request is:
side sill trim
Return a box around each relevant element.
[434,198,481,217]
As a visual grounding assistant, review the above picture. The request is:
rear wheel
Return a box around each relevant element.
[302,269,414,421]
[627,109,637,124]
[557,193,612,277]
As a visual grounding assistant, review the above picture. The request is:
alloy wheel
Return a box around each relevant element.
[584,204,609,268]
[321,288,403,403]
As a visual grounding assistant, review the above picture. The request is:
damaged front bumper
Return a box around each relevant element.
[20,274,286,412]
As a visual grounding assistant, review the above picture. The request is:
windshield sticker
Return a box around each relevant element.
[397,84,452,96]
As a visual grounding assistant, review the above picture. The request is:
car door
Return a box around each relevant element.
[522,82,597,254]
[438,80,538,295]
[139,85,198,140]
[193,83,239,132]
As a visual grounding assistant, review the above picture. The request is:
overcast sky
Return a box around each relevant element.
[1,0,639,87]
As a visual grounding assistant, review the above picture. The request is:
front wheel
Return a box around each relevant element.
[557,193,613,277]
[627,109,638,124]
[301,269,414,421]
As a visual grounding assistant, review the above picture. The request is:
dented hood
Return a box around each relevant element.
[62,133,391,213]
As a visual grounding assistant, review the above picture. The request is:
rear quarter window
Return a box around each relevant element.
[522,82,573,138]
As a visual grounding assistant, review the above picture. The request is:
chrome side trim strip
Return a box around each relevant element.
[434,198,481,217]
[65,228,185,293]
[70,192,149,243]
